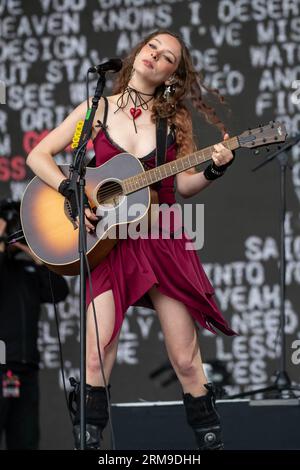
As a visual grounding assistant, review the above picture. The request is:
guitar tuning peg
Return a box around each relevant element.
[266,147,270,152]
[254,150,260,155]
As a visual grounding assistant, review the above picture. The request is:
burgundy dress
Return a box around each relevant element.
[86,98,236,346]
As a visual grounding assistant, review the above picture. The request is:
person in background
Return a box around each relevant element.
[0,199,69,450]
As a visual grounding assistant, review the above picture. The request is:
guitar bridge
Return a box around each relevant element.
[64,199,77,229]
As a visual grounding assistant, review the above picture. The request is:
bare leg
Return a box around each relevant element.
[71,289,119,449]
[148,286,224,450]
[86,289,119,386]
[148,285,207,396]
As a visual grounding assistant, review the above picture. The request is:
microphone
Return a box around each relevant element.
[88,58,122,74]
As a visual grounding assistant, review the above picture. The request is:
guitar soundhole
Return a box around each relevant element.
[97,180,124,208]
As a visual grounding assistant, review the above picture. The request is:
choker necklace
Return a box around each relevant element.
[114,86,154,133]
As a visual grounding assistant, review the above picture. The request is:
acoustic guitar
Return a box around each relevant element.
[21,122,287,275]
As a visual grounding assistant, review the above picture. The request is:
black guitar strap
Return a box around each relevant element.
[156,116,168,167]
[154,117,168,190]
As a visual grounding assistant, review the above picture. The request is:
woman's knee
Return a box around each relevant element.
[173,352,200,378]
[86,332,119,376]
[87,349,106,375]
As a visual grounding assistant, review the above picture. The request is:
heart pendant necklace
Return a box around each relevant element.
[115,86,154,133]
[130,108,142,120]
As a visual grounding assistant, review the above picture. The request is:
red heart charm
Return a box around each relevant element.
[130,108,142,119]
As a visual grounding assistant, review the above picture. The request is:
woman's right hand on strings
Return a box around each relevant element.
[76,206,99,233]
[57,179,99,233]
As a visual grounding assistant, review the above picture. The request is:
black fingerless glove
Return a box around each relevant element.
[58,178,90,220]
[203,150,235,181]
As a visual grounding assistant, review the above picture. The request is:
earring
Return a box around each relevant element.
[163,75,177,101]
[163,82,176,101]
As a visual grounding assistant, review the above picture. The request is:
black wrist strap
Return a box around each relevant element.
[58,178,89,220]
[203,163,225,181]
[58,178,72,197]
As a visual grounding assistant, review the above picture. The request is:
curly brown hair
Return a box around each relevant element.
[112,30,227,160]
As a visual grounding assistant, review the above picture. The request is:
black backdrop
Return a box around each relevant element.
[0,0,300,449]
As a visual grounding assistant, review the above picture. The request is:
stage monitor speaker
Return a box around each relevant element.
[111,399,300,450]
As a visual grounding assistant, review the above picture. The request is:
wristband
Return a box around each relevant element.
[203,150,235,181]
[203,162,225,181]
[58,178,72,197]
[58,178,90,220]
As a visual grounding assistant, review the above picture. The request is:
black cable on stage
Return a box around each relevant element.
[86,72,90,112]
[47,270,73,424]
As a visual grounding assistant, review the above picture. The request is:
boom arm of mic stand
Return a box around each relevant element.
[252,133,300,172]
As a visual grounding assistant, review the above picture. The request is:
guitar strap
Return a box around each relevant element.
[154,116,168,190]
[156,117,168,167]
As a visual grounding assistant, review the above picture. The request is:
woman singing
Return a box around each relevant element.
[27,30,235,450]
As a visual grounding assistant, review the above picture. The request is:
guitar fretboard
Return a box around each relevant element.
[122,137,239,195]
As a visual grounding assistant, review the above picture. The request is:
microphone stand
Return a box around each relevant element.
[229,135,300,400]
[68,71,106,449]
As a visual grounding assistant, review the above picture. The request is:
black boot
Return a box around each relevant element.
[69,377,110,449]
[183,383,224,450]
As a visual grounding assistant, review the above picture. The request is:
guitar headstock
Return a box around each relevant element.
[238,121,287,149]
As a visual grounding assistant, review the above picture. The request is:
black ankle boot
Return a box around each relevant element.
[183,383,224,450]
[69,377,111,449]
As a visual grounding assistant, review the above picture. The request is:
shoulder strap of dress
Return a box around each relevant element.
[95,96,109,130]
[87,96,109,167]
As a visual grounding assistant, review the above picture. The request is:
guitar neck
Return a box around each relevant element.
[123,136,239,195]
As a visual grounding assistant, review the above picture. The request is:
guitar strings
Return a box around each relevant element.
[92,131,279,202]
[95,138,238,202]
